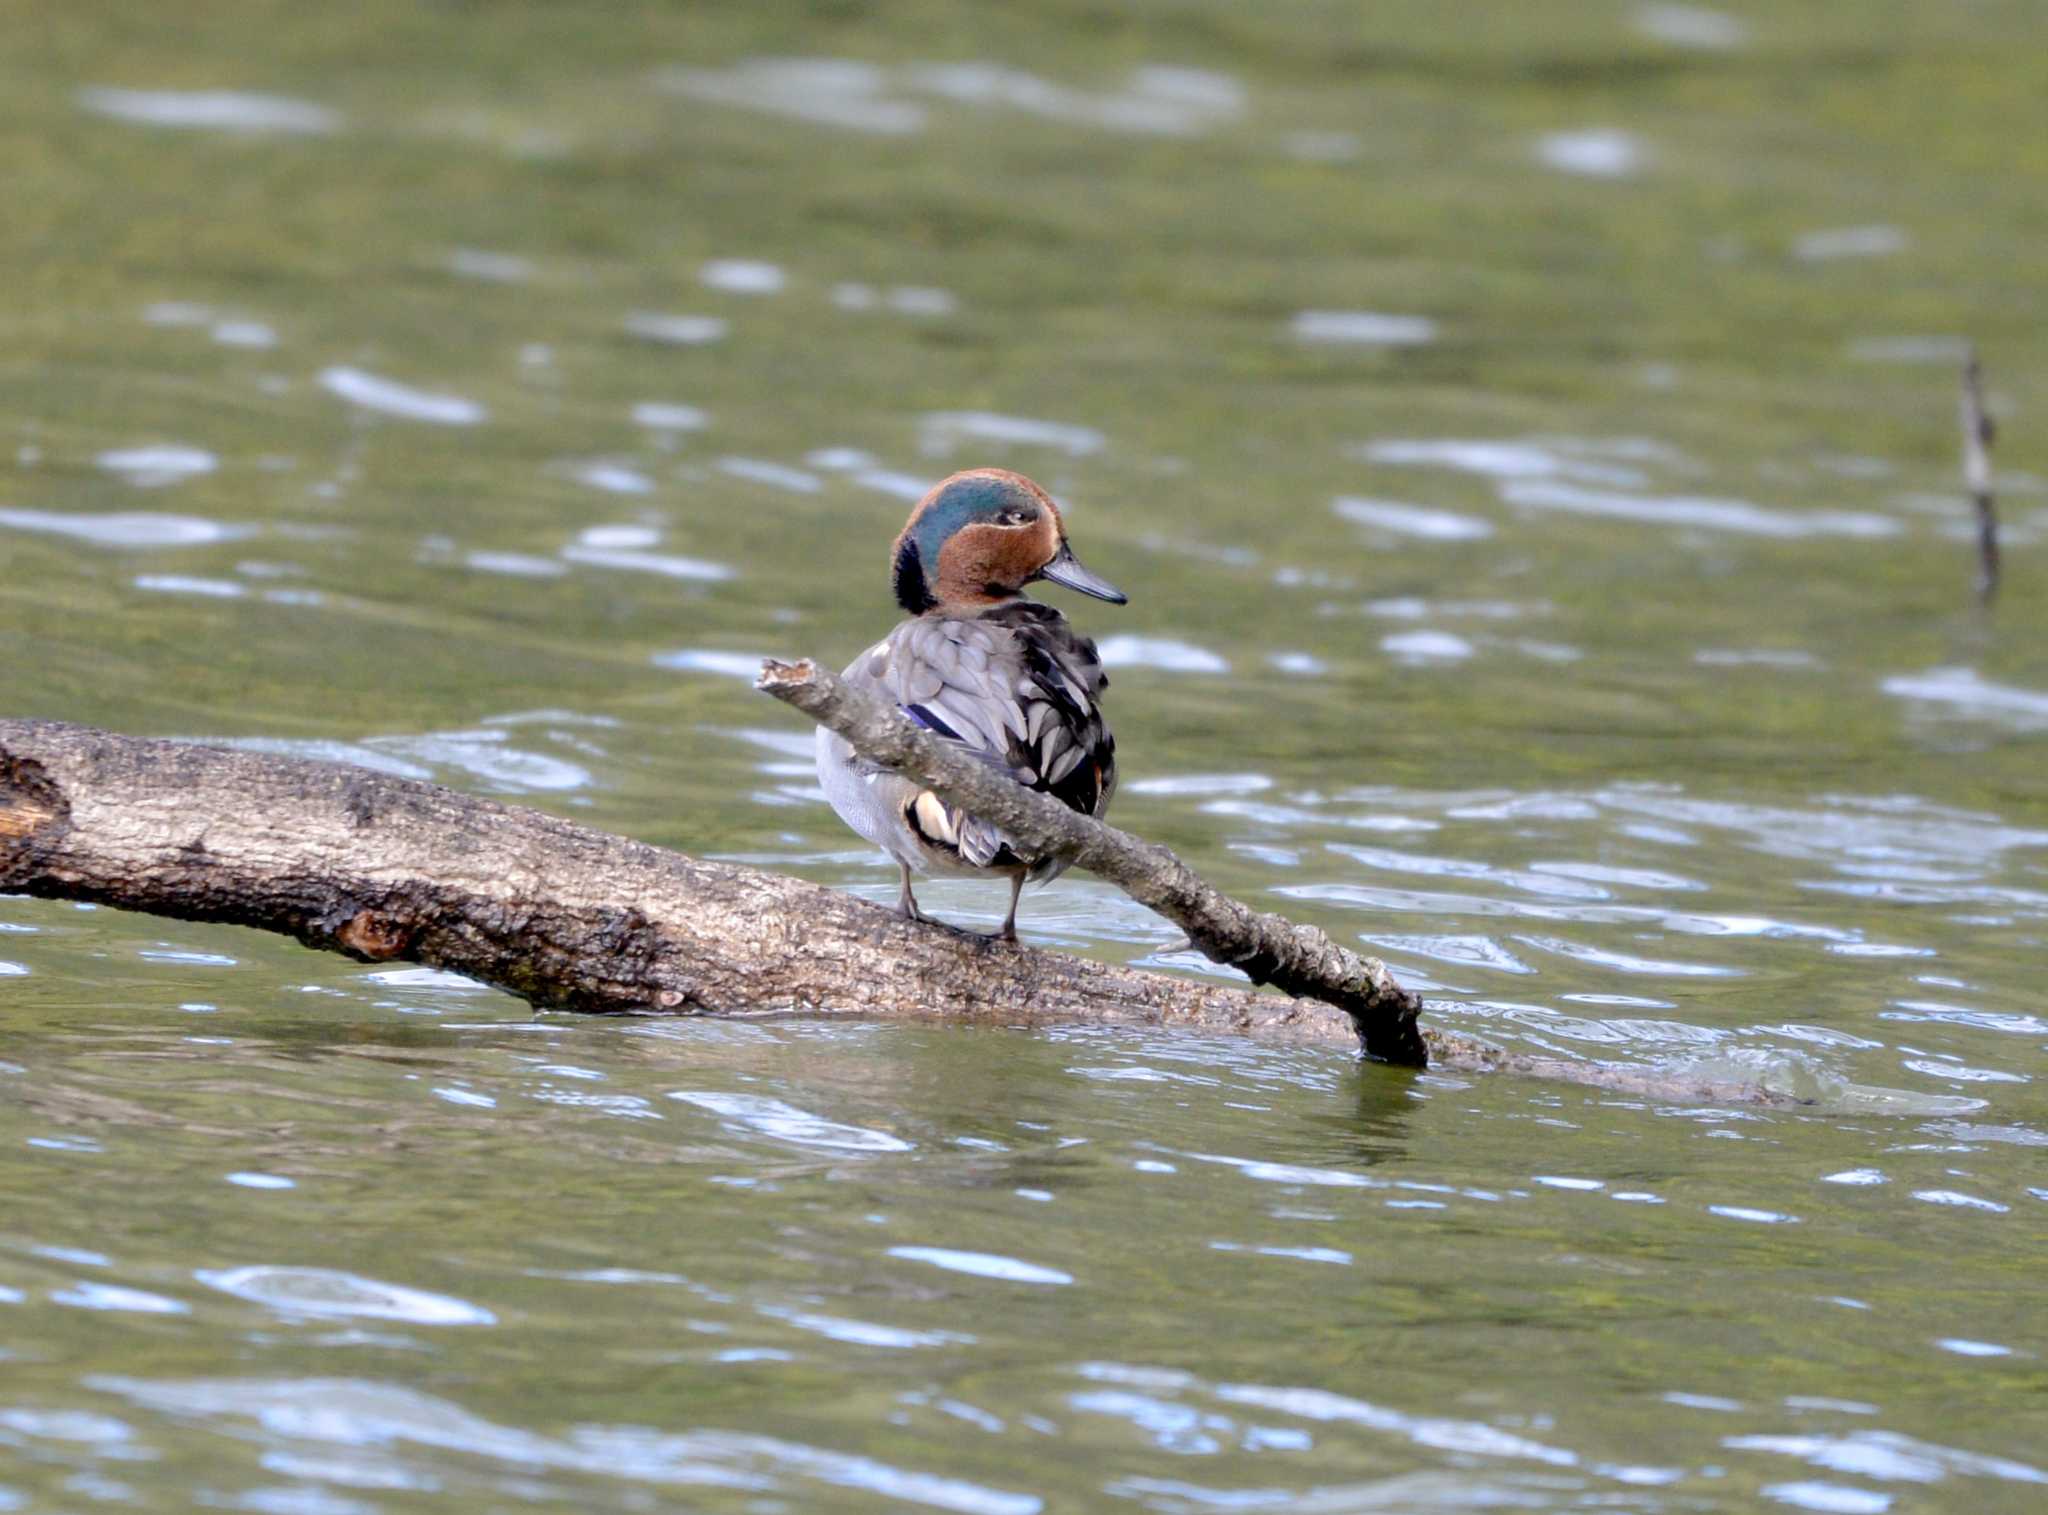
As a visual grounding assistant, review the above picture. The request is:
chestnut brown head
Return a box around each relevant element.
[891,468,1126,613]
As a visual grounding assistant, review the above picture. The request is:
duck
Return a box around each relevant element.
[816,467,1126,942]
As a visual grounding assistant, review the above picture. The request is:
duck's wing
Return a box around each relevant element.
[849,607,1115,869]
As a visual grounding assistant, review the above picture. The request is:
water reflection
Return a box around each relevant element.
[1635,4,1749,49]
[659,57,1243,141]
[1334,496,1493,541]
[1536,128,1647,178]
[78,86,339,134]
[1883,668,2048,731]
[670,1092,915,1153]
[1291,312,1437,347]
[218,730,592,793]
[699,259,786,295]
[0,508,246,547]
[317,367,485,426]
[919,412,1104,457]
[197,1267,496,1326]
[84,1374,1055,1512]
[887,1247,1073,1286]
[622,311,728,346]
[631,401,708,432]
[96,445,218,488]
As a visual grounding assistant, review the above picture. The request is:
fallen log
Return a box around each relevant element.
[0,715,1406,1047]
[0,716,1793,1104]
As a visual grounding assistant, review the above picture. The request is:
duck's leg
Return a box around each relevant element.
[981,872,1025,945]
[895,860,932,925]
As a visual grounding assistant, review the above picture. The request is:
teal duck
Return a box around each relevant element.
[815,468,1126,940]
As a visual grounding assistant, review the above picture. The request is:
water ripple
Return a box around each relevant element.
[919,411,1104,457]
[909,61,1242,136]
[1883,668,2048,730]
[318,368,484,426]
[1334,496,1492,540]
[632,401,709,431]
[888,1247,1073,1286]
[0,508,246,548]
[80,87,339,134]
[1214,1382,1578,1468]
[51,1282,189,1315]
[562,526,734,583]
[1637,5,1749,50]
[669,1092,914,1152]
[90,1375,1045,1511]
[197,1268,495,1326]
[1097,636,1229,674]
[1727,1430,2045,1485]
[759,1306,971,1349]
[97,445,219,487]
[1292,312,1437,347]
[700,259,786,294]
[658,58,928,135]
[623,311,729,346]
[1502,479,1897,539]
[1537,128,1646,178]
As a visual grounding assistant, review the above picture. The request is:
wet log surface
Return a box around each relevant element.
[0,717,1796,1104]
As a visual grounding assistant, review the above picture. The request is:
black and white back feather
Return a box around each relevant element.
[843,601,1115,879]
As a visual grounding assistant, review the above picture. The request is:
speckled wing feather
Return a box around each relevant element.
[848,603,1115,876]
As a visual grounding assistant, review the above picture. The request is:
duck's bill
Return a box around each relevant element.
[1038,541,1128,604]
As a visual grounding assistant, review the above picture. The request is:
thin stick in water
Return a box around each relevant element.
[1960,346,1999,604]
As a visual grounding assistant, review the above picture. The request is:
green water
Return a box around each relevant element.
[3,3,2046,1510]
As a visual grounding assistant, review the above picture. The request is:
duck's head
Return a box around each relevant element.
[891,468,1127,614]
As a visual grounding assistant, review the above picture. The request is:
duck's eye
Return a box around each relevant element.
[994,509,1030,527]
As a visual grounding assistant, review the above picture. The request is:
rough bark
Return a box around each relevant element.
[0,718,1797,1105]
[759,658,1428,1062]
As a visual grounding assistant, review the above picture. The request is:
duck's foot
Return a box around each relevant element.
[899,907,1008,943]
[977,874,1025,946]
[895,866,1024,944]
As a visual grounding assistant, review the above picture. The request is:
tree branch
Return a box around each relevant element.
[757,658,1427,1064]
